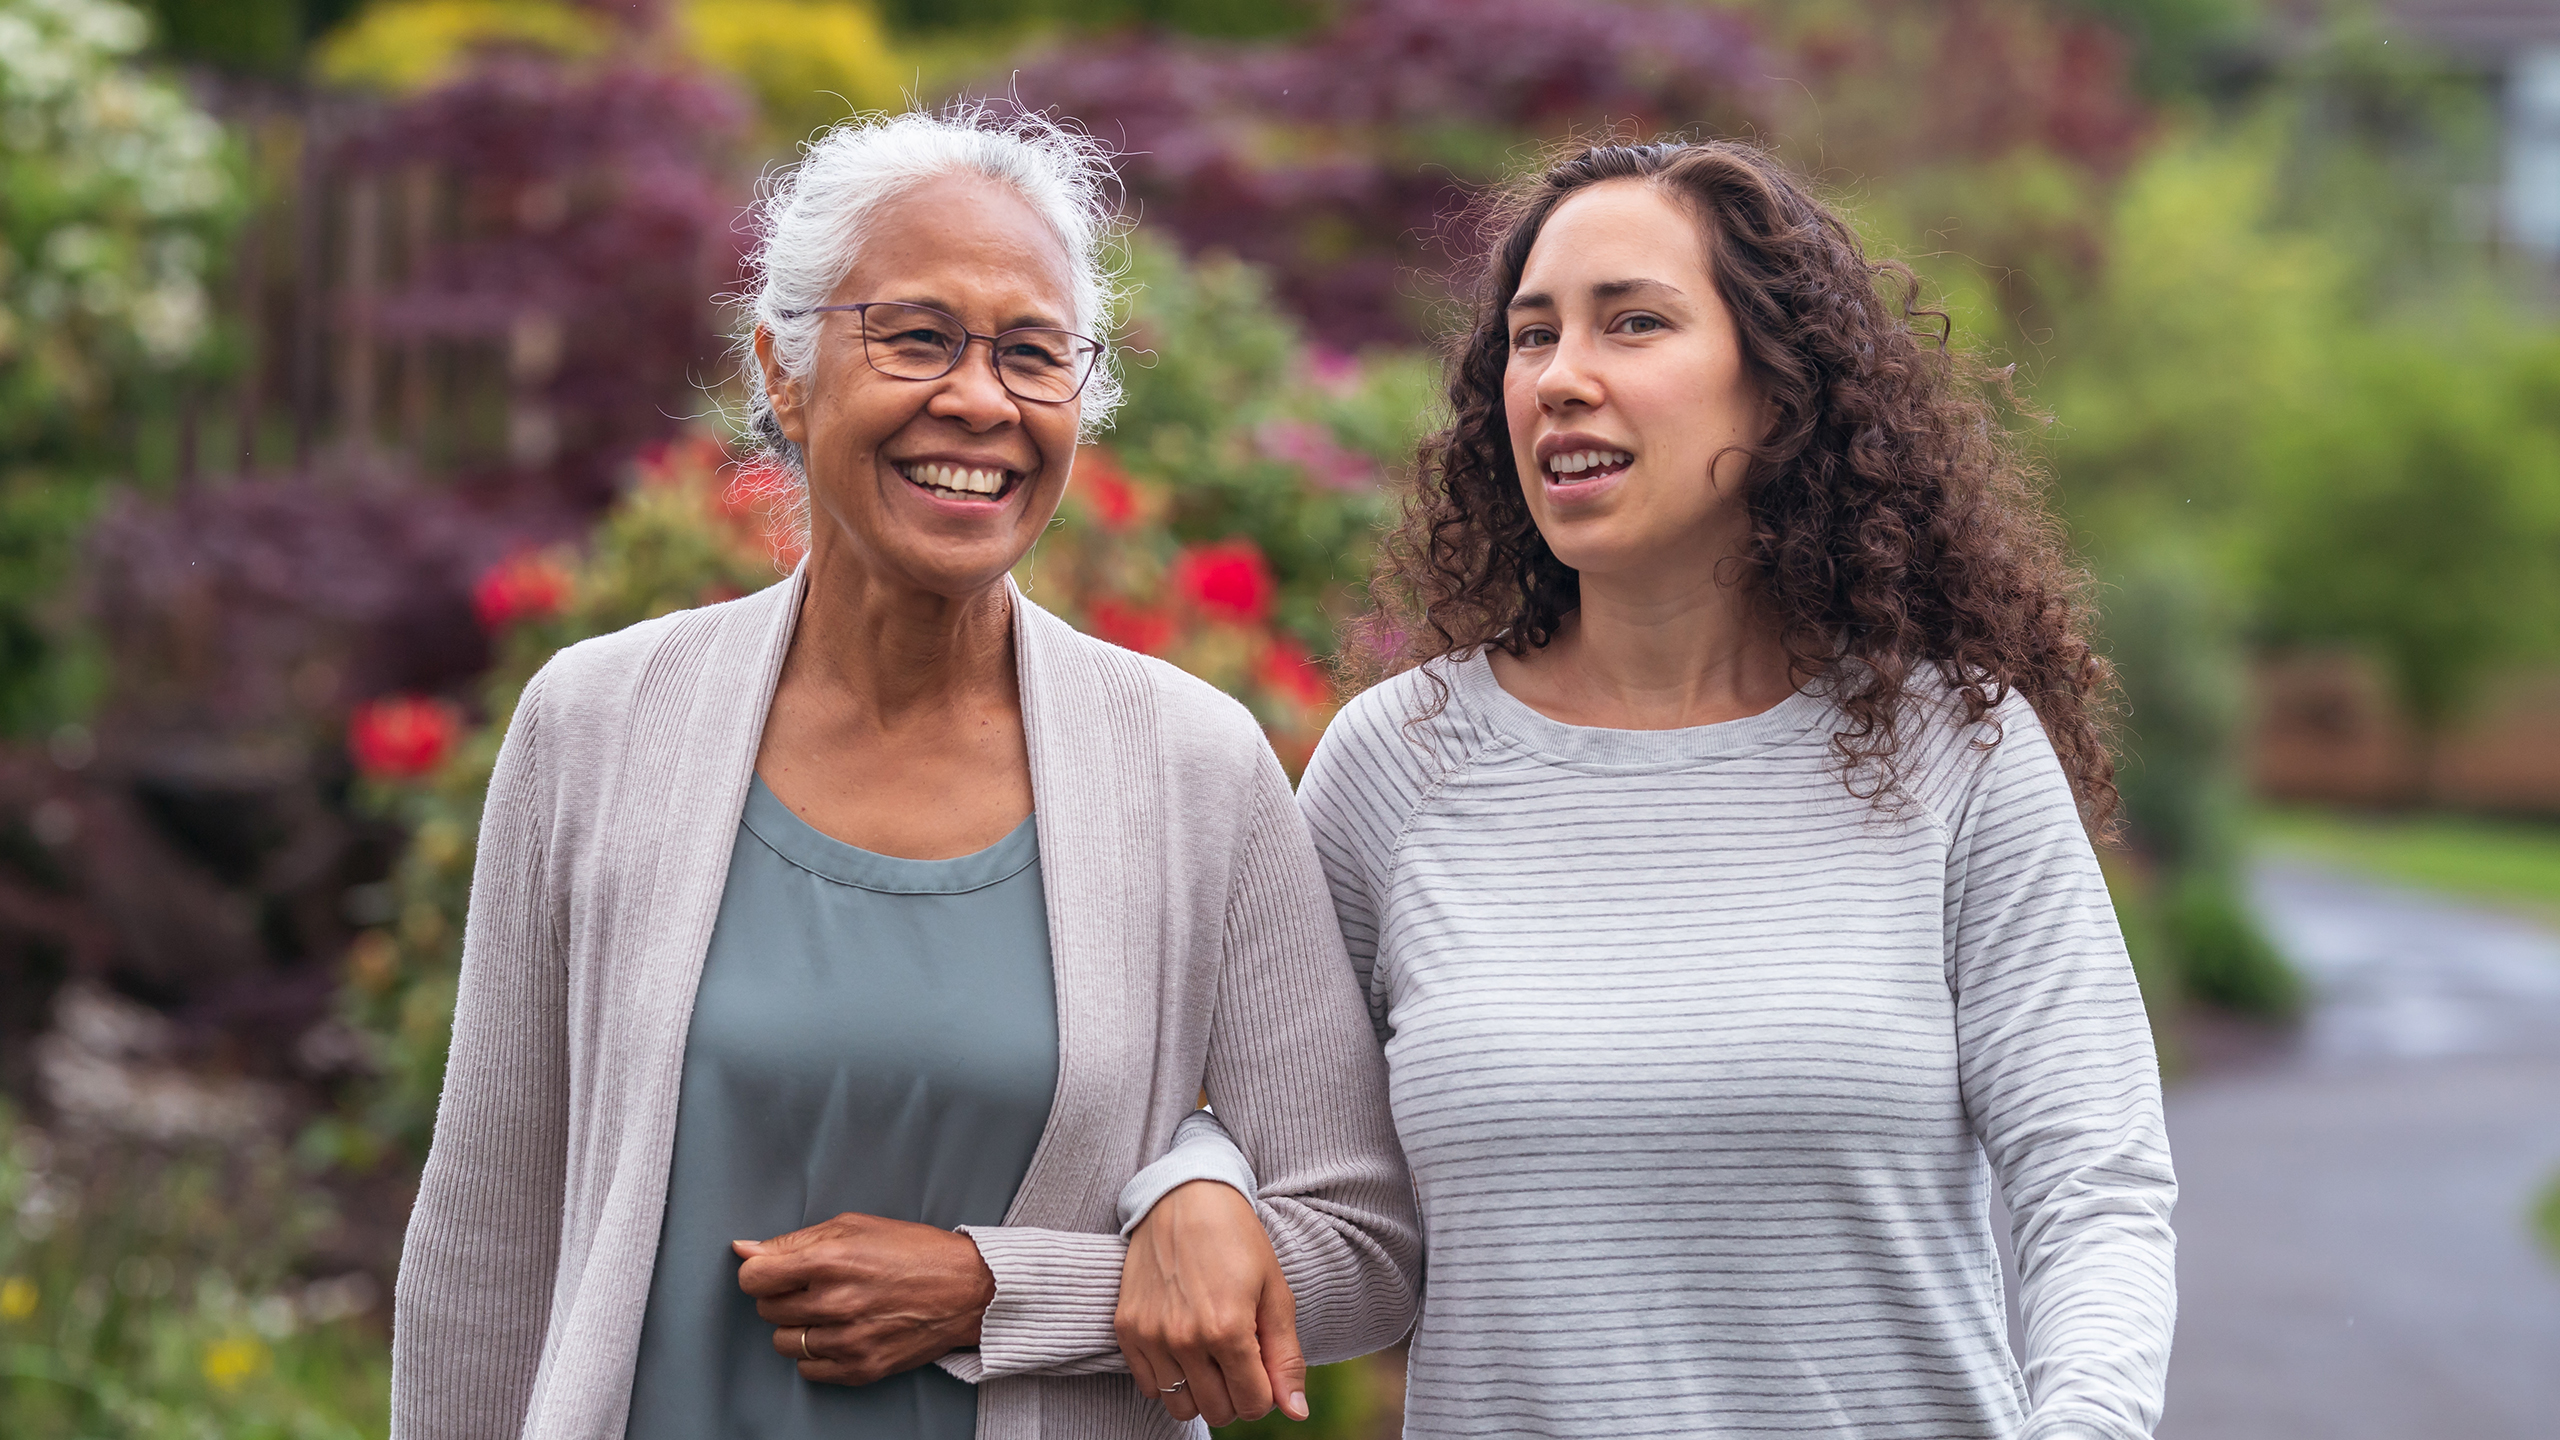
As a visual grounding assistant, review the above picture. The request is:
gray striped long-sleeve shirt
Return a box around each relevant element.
[1130,652,2175,1439]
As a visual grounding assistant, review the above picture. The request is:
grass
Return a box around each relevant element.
[2251,807,2560,924]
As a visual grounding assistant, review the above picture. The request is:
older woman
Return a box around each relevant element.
[388,107,1418,1440]
[1119,139,2176,1438]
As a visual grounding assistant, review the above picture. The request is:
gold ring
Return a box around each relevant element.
[799,1327,814,1360]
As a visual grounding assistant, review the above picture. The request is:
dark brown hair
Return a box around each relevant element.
[1368,139,2117,827]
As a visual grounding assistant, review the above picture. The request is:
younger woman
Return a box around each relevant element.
[1115,141,2176,1439]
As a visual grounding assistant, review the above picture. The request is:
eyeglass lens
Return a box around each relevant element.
[859,303,1092,403]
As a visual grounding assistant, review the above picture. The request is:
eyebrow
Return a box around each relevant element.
[1506,277,1687,313]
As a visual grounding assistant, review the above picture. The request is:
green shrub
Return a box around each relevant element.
[2164,869,2303,1019]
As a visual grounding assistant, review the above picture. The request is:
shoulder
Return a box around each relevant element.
[1880,667,2074,839]
[1301,659,1482,832]
[510,578,794,772]
[1013,591,1272,783]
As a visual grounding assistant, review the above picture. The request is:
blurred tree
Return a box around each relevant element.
[878,0,1322,40]
[2252,330,2560,746]
[140,0,365,74]
[0,0,238,735]
[311,0,612,93]
[674,0,907,145]
[2062,0,2260,96]
[1004,0,1776,346]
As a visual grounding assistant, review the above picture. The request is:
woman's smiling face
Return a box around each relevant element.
[1502,178,1771,585]
[757,172,1085,601]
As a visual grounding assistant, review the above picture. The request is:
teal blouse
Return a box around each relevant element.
[624,776,1060,1440]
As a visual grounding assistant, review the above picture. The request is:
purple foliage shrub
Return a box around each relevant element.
[342,56,751,506]
[1005,0,1775,347]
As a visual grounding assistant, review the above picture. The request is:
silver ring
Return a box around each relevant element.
[799,1327,814,1360]
[1158,1378,1188,1394]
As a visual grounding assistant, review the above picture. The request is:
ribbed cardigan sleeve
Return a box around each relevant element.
[390,671,569,1440]
[951,744,1421,1381]
[1946,698,2178,1440]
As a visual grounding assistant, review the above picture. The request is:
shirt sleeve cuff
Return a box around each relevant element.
[939,1225,1130,1382]
[1114,1109,1261,1236]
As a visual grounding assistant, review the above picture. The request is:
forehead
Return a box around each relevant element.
[833,173,1079,327]
[1517,179,1711,297]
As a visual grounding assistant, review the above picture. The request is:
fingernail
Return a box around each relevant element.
[1288,1390,1308,1419]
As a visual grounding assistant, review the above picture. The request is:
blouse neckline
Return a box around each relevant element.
[1449,648,1833,774]
[741,774,1039,895]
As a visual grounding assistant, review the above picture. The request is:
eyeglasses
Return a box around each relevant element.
[778,301,1103,405]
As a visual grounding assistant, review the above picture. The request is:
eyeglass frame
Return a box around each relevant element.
[774,301,1105,405]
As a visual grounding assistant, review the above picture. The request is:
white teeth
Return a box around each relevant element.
[907,462,1009,496]
[1545,449,1631,478]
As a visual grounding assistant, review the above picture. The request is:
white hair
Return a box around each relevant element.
[736,102,1128,496]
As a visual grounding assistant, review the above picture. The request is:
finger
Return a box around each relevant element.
[1132,1341,1201,1425]
[1209,1306,1275,1421]
[735,1245,819,1297]
[1174,1336,1242,1428]
[753,1290,828,1327]
[1259,1272,1309,1421]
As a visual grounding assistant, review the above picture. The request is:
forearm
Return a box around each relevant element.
[936,1225,1132,1381]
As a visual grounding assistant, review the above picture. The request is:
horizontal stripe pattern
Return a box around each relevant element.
[1295,656,2175,1440]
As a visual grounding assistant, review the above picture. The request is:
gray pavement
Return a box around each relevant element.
[2152,862,2560,1440]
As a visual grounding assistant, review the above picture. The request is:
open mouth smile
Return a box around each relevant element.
[896,460,1023,503]
[1543,448,1633,484]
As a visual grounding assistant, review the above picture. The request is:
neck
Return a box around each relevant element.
[1501,547,1796,731]
[787,544,1016,730]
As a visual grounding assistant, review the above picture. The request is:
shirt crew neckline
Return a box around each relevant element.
[1449,648,1835,773]
[740,774,1039,895]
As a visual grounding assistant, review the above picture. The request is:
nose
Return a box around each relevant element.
[925,336,1025,432]
[1532,329,1605,413]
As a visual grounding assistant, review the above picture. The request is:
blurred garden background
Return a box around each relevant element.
[2,0,2557,1435]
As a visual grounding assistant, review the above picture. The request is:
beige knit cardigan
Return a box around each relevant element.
[389,568,1420,1440]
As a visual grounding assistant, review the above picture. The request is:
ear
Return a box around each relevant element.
[753,324,808,449]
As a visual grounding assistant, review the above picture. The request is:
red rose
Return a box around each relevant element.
[1073,448,1143,531]
[1258,634,1336,708]
[472,552,573,633]
[349,696,462,780]
[1088,597,1178,656]
[1171,539,1276,625]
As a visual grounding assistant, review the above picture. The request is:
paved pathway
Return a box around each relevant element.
[2152,862,2560,1440]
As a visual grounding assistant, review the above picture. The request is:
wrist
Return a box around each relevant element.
[950,1228,997,1346]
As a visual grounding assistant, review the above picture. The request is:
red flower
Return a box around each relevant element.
[1073,448,1142,530]
[349,696,462,780]
[472,552,573,633]
[1258,634,1336,708]
[1172,539,1276,625]
[1088,597,1178,656]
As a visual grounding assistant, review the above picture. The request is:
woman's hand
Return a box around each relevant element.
[732,1213,997,1387]
[1116,1180,1308,1427]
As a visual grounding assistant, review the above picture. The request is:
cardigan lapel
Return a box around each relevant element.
[1002,582,1168,1229]
[543,566,805,1436]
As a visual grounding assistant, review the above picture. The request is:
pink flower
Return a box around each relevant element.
[1172,539,1277,625]
[1254,418,1375,492]
[349,696,463,780]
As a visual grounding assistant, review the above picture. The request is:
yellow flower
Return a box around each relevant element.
[0,1276,35,1319]
[201,1335,269,1392]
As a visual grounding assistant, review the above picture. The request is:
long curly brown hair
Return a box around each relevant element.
[1368,139,2118,827]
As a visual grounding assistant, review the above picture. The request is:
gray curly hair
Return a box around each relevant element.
[735,102,1128,536]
